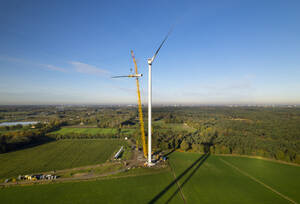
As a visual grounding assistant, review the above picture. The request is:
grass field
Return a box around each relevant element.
[220,156,300,202]
[0,139,124,180]
[0,171,182,204]
[1,152,299,203]
[49,127,135,136]
[168,152,300,204]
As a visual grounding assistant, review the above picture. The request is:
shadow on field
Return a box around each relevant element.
[2,135,56,154]
[163,149,175,158]
[149,153,210,204]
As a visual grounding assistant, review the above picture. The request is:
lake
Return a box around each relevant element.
[0,121,39,127]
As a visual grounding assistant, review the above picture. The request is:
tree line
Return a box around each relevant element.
[149,107,300,164]
[0,120,66,153]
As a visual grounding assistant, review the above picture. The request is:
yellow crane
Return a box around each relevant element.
[131,50,147,158]
[112,51,147,158]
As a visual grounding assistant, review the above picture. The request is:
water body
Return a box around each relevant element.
[0,121,39,127]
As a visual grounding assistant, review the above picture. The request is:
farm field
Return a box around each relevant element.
[49,127,135,137]
[168,152,300,204]
[220,156,300,202]
[1,152,299,203]
[0,139,124,180]
[0,170,182,204]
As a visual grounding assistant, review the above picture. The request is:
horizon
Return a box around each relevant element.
[1,102,300,107]
[1,0,300,105]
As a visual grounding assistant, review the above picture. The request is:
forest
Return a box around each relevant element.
[151,106,300,164]
[0,105,299,164]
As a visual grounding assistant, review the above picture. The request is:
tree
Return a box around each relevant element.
[295,154,300,164]
[192,144,204,153]
[180,140,190,151]
[209,146,214,154]
[0,136,7,153]
[276,150,285,161]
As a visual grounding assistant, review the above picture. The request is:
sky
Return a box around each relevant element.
[0,0,300,105]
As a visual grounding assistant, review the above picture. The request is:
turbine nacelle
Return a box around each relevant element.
[147,58,153,65]
[129,73,143,78]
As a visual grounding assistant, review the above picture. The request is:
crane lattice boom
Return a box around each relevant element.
[131,50,147,158]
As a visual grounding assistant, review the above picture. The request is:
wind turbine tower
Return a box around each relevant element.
[147,29,172,166]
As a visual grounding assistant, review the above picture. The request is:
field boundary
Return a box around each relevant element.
[216,153,300,167]
[219,158,298,204]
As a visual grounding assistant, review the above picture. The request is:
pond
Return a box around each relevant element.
[0,121,39,127]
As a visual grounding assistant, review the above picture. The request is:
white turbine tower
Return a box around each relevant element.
[147,29,172,166]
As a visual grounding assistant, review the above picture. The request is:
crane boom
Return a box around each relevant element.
[131,50,147,158]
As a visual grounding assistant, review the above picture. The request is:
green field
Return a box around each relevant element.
[0,170,182,204]
[1,152,299,203]
[168,152,300,204]
[220,156,300,202]
[49,127,135,136]
[0,139,124,179]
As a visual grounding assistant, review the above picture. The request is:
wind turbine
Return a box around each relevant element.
[147,29,172,166]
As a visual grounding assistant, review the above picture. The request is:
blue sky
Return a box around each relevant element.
[0,0,300,105]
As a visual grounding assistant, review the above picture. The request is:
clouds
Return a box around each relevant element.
[0,55,109,76]
[69,61,109,76]
[43,64,67,72]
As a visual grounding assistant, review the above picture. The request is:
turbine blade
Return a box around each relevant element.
[151,26,173,63]
[111,75,131,78]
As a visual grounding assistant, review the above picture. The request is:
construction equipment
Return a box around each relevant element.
[131,50,147,158]
[114,146,124,159]
[111,51,147,158]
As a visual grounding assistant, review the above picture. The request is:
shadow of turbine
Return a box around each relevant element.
[148,153,210,204]
[165,153,210,203]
